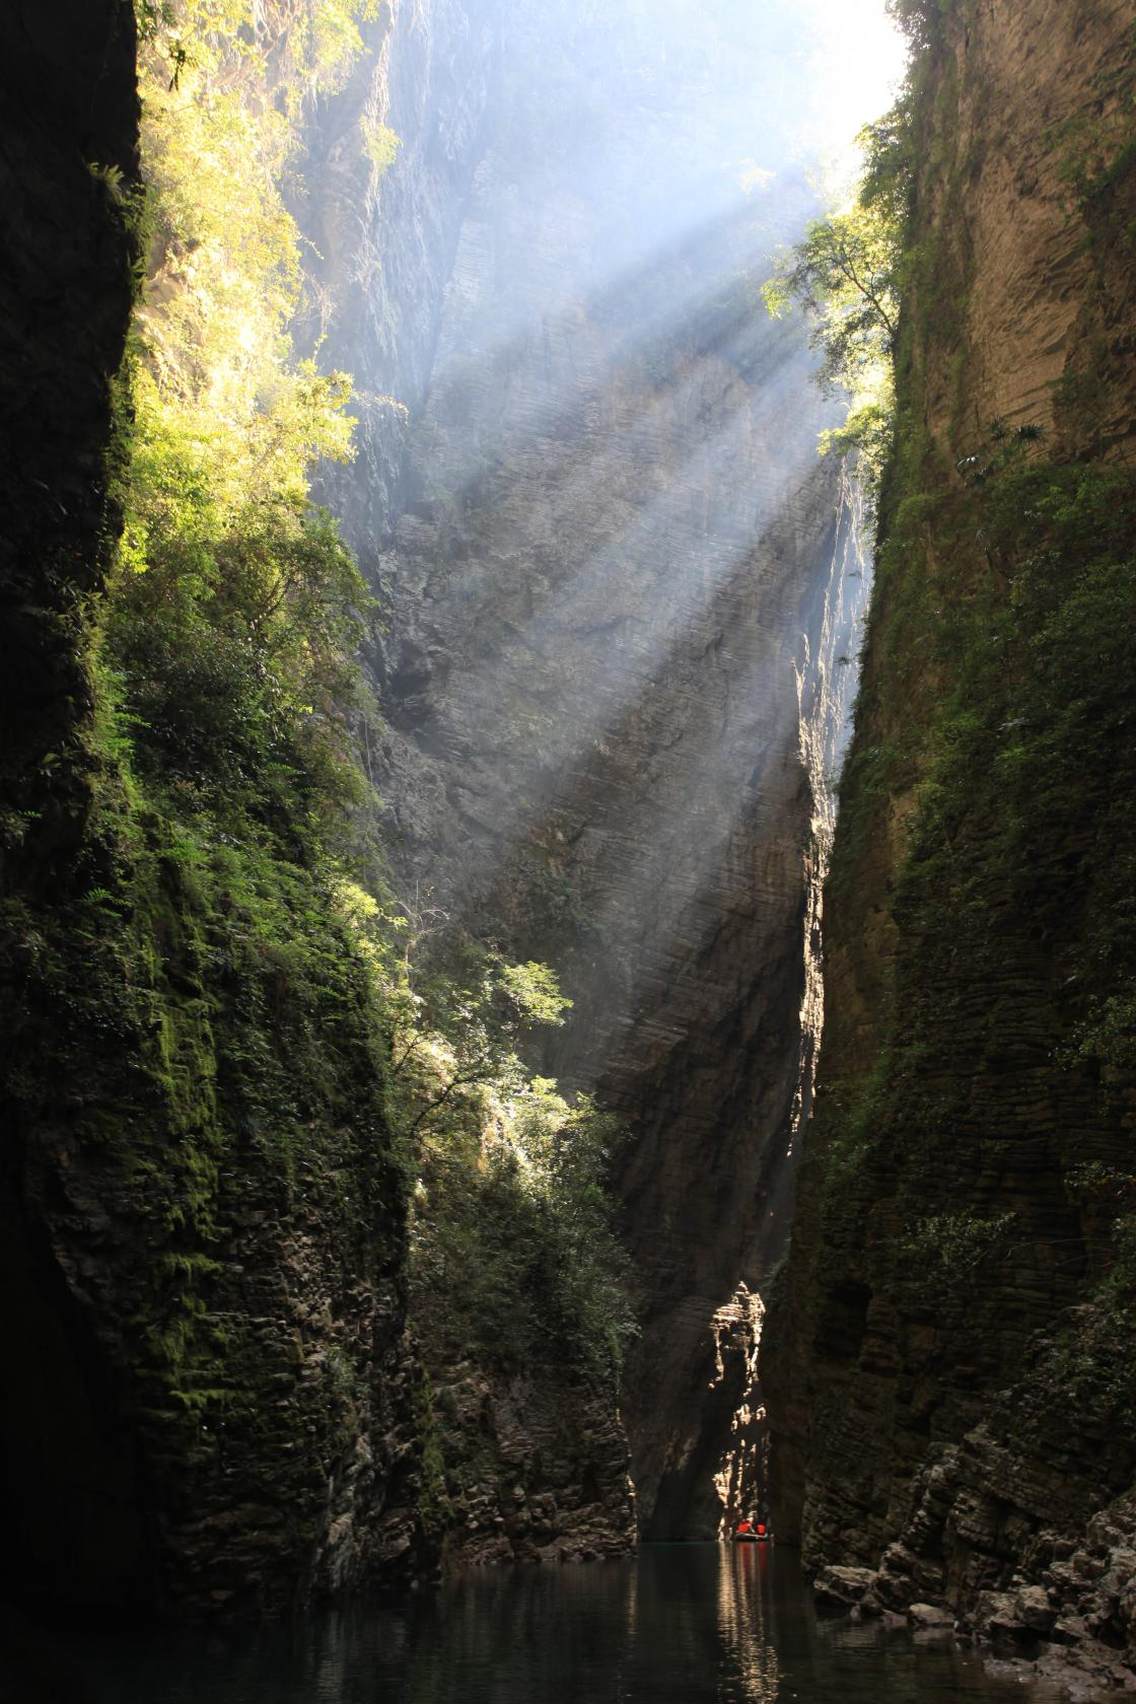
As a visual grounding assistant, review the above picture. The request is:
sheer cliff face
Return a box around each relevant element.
[0,4,429,1619]
[295,0,500,553]
[765,0,1136,1674]
[0,0,138,856]
[306,0,870,1537]
[0,0,142,1610]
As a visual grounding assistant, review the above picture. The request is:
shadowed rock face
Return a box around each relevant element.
[305,0,869,1538]
[763,0,1136,1682]
[0,3,430,1620]
[0,0,144,1612]
[0,0,139,860]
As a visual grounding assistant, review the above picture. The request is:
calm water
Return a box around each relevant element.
[4,1546,1063,1704]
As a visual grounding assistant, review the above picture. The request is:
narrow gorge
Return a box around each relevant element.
[1,0,1134,1699]
[297,0,871,1546]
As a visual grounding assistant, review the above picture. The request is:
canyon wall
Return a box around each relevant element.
[0,0,878,1610]
[764,0,1136,1687]
[306,0,870,1539]
[0,0,434,1616]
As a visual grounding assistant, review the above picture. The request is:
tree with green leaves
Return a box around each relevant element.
[335,885,637,1380]
[763,202,899,393]
[763,99,915,491]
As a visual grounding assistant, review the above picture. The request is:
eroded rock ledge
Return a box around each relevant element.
[814,1483,1136,1700]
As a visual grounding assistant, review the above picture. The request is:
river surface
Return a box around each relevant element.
[5,1545,1066,1704]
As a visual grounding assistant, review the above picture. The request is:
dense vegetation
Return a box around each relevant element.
[814,1,1136,1335]
[2,0,634,1604]
[120,0,633,1416]
[827,454,1136,1356]
[342,889,637,1381]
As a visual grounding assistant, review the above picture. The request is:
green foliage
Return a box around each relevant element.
[410,1361,452,1540]
[895,1210,1015,1306]
[3,0,415,1538]
[885,0,953,55]
[361,117,402,177]
[408,1080,636,1382]
[954,417,1046,486]
[897,465,1136,1051]
[1052,69,1136,221]
[4,771,403,1471]
[108,475,371,839]
[110,0,385,862]
[763,203,899,391]
[1066,1164,1136,1208]
[858,97,919,227]
[336,891,637,1384]
[817,397,895,488]
[131,0,369,534]
[824,458,1136,1343]
[1017,1216,1136,1435]
[764,95,915,492]
[497,959,572,1027]
[827,738,907,905]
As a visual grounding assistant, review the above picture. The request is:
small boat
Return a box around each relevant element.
[733,1525,772,1544]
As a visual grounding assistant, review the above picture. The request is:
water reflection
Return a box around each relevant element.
[11,1547,1067,1704]
[717,1544,781,1702]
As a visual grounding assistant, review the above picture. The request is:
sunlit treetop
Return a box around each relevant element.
[130,0,390,525]
[762,94,915,491]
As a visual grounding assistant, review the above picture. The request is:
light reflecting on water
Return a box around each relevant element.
[718,1543,781,1701]
[3,1546,1065,1704]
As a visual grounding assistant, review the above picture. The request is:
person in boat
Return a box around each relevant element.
[735,1518,753,1536]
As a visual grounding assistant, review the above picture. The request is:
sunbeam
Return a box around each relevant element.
[12,0,1132,1661]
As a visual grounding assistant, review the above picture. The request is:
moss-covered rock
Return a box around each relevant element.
[0,0,430,1617]
[763,0,1136,1665]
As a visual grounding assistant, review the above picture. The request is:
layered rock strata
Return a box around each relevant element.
[764,0,1136,1684]
[432,1362,636,1567]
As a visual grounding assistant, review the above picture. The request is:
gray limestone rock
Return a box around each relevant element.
[813,1565,878,1610]
[300,0,869,1545]
[908,1602,954,1630]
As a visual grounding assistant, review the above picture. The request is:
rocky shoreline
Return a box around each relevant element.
[814,1495,1136,1701]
